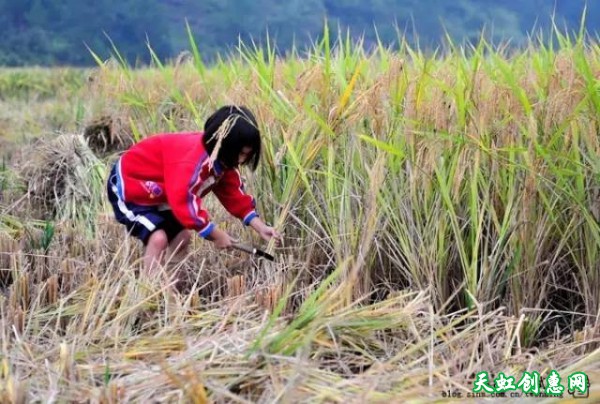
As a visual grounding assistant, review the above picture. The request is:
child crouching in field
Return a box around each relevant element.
[106,105,281,275]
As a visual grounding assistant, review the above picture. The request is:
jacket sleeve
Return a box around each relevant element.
[212,169,258,226]
[163,161,215,238]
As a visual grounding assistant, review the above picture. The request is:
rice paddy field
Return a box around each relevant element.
[1,29,600,403]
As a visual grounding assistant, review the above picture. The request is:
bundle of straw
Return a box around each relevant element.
[18,133,106,225]
[83,115,133,158]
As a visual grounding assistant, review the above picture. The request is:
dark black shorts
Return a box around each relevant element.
[106,162,185,245]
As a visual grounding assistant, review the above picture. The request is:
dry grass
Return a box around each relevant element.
[1,220,598,402]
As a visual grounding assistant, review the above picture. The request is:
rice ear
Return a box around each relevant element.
[208,114,240,166]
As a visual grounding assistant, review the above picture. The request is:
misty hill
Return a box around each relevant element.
[0,0,598,66]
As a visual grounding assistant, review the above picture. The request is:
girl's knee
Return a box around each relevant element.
[147,230,169,251]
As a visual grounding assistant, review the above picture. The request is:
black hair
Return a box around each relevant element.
[202,105,261,171]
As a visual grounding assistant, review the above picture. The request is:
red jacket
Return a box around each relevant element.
[113,132,257,238]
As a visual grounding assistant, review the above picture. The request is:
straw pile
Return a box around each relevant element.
[83,115,133,157]
[17,133,106,223]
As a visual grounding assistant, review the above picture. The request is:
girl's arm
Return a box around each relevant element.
[212,169,257,224]
[213,169,281,244]
[164,161,214,238]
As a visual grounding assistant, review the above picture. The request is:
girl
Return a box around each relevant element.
[106,105,280,272]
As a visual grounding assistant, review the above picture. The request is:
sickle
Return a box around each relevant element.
[231,243,275,261]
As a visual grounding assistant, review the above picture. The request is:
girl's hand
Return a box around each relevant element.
[207,228,236,249]
[257,226,282,245]
[250,218,282,245]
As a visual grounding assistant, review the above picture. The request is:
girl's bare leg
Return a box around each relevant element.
[166,230,192,292]
[167,230,191,261]
[144,229,169,274]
